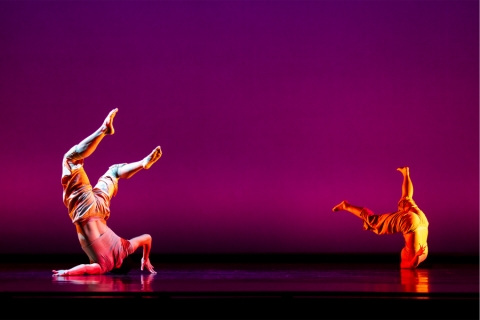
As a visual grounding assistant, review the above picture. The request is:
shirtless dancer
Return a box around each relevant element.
[52,109,161,276]
[332,167,429,269]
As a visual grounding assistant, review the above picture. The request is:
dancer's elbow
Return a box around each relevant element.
[140,234,152,244]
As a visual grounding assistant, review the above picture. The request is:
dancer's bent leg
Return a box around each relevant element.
[95,146,162,199]
[332,200,365,219]
[62,109,118,212]
[397,166,413,199]
[115,146,162,179]
[73,108,118,161]
[397,166,416,212]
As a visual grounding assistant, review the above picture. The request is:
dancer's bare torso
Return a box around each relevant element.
[75,219,109,247]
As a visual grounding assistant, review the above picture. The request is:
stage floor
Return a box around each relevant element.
[0,260,478,319]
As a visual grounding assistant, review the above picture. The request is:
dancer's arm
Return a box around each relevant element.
[400,245,427,269]
[129,234,156,273]
[52,263,102,276]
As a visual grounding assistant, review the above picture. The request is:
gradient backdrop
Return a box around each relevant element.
[0,1,478,255]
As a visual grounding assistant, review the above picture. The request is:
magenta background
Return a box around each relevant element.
[0,1,478,254]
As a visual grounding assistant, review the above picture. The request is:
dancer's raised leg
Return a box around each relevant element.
[397,166,413,199]
[74,108,118,160]
[115,146,162,180]
[332,200,364,219]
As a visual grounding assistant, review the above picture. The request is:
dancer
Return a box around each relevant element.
[53,109,161,276]
[332,167,429,269]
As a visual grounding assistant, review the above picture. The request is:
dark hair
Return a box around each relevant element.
[109,256,133,275]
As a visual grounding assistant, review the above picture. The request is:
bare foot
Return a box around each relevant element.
[101,108,118,135]
[142,146,162,169]
[396,166,409,175]
[332,200,348,212]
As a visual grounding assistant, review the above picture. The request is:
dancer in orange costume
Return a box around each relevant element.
[53,109,161,276]
[332,167,429,269]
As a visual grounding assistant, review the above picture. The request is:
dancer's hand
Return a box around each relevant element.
[52,269,68,276]
[416,244,427,256]
[141,257,157,274]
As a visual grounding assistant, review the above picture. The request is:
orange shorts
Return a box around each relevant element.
[360,197,428,235]
[62,145,125,224]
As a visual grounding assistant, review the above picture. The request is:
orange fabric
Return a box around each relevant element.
[360,197,429,264]
[360,197,429,235]
[62,145,121,224]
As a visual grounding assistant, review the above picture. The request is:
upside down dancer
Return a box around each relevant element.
[53,109,161,276]
[332,167,428,269]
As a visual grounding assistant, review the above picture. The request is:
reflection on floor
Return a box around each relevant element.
[0,256,478,319]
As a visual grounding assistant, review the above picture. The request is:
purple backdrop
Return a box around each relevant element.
[0,1,478,254]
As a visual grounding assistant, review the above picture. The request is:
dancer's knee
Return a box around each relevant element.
[64,145,82,161]
[105,163,126,179]
[97,164,126,198]
[360,207,374,218]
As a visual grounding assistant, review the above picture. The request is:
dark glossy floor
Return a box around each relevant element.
[0,255,478,319]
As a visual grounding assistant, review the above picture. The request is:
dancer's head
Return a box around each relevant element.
[110,256,133,275]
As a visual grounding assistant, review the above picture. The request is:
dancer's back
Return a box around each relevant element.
[401,205,429,267]
[75,217,109,247]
